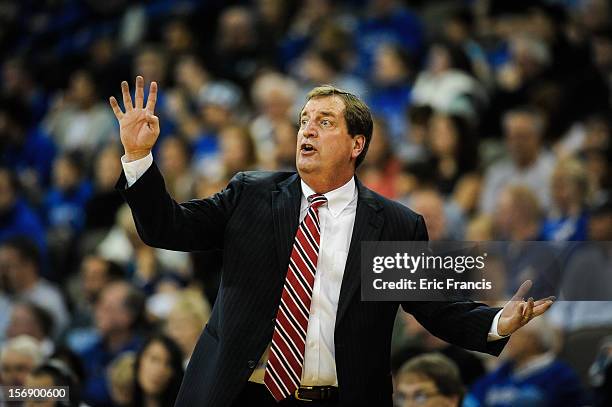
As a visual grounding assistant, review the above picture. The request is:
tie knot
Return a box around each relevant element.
[308,194,327,210]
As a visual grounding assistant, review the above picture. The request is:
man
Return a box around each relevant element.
[78,281,144,407]
[464,318,584,407]
[110,77,554,406]
[479,107,556,214]
[394,353,464,407]
[0,237,68,335]
[0,335,44,387]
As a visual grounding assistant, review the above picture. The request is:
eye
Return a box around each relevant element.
[300,118,308,127]
[321,119,331,127]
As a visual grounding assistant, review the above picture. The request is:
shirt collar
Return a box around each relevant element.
[300,177,356,218]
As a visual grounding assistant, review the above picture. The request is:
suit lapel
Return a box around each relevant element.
[271,174,302,278]
[335,179,384,327]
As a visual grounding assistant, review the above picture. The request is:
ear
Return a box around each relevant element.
[351,134,366,160]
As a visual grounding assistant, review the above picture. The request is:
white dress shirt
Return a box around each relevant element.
[122,153,506,387]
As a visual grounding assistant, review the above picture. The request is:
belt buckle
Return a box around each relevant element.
[294,386,314,402]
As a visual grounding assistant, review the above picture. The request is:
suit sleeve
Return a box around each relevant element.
[116,161,243,252]
[400,215,509,356]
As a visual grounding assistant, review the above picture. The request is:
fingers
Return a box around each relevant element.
[532,299,554,317]
[146,81,158,114]
[534,296,556,307]
[135,76,144,109]
[121,81,133,111]
[511,280,532,302]
[109,96,123,120]
[146,113,160,135]
[522,297,534,323]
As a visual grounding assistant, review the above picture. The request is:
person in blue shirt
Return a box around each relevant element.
[44,151,93,235]
[464,317,584,407]
[542,159,590,241]
[0,167,46,252]
[78,281,145,407]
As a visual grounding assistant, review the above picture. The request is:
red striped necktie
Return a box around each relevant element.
[264,193,328,401]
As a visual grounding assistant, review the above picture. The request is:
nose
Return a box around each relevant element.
[302,120,317,139]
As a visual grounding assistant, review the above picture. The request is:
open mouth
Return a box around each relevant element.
[301,143,317,153]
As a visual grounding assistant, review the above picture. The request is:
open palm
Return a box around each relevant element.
[497,280,555,336]
[109,76,160,161]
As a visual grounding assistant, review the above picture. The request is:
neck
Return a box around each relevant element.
[105,330,133,352]
[300,170,354,194]
[511,222,539,241]
[145,395,160,407]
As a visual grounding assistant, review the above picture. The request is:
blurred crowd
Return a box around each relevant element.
[1,0,612,406]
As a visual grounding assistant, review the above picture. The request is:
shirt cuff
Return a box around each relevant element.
[487,309,509,341]
[121,152,153,188]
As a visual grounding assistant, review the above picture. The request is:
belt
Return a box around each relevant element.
[294,386,339,402]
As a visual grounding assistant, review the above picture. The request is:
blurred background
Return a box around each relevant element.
[0,0,611,406]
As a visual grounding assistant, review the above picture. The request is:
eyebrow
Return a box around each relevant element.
[300,110,338,118]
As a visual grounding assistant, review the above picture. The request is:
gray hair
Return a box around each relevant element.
[0,335,44,366]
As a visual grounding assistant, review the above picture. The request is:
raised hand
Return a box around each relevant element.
[109,76,160,161]
[497,280,555,336]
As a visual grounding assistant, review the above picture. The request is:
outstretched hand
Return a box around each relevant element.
[109,76,160,161]
[497,280,555,337]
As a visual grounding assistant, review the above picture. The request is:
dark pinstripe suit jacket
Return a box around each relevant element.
[117,163,508,407]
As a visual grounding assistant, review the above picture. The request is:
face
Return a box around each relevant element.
[82,256,110,302]
[24,373,55,407]
[95,147,122,189]
[0,246,30,292]
[550,171,580,211]
[395,374,458,407]
[166,310,202,357]
[0,352,38,386]
[504,114,540,167]
[95,284,132,336]
[429,115,458,157]
[297,96,363,185]
[6,304,45,340]
[52,158,79,191]
[138,341,174,397]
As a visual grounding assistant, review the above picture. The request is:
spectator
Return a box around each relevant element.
[426,112,478,195]
[250,72,298,166]
[158,137,194,202]
[132,334,184,407]
[465,317,584,407]
[0,237,68,335]
[0,95,56,190]
[493,185,543,241]
[65,255,125,352]
[165,289,211,368]
[394,353,465,407]
[218,125,258,180]
[0,168,46,252]
[44,69,115,155]
[24,359,81,407]
[78,281,145,407]
[44,151,93,236]
[5,301,55,357]
[0,335,44,386]
[84,144,125,234]
[412,41,487,121]
[367,43,413,144]
[409,188,465,241]
[480,107,556,214]
[358,117,402,199]
[542,159,590,241]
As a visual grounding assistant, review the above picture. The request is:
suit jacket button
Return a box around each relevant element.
[248,360,257,369]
